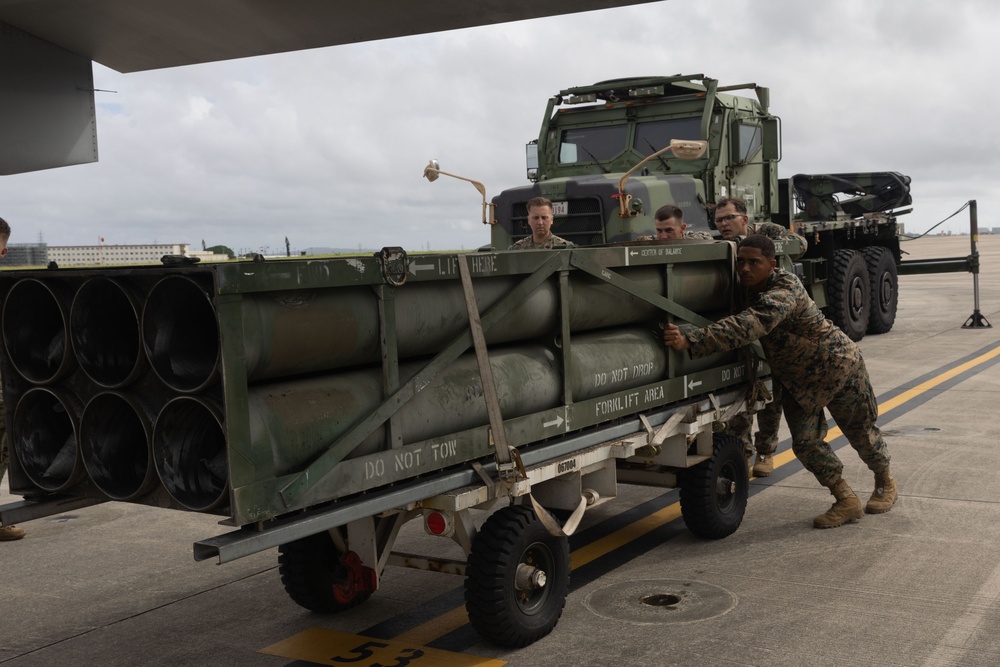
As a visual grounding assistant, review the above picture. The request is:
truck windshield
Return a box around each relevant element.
[633,118,702,156]
[557,117,702,165]
[558,126,628,164]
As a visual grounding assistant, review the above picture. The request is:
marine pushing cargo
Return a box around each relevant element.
[0,238,781,646]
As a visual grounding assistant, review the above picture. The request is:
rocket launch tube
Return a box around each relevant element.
[2,278,75,384]
[11,386,83,492]
[152,396,228,511]
[71,277,147,388]
[142,276,220,393]
[141,263,731,392]
[80,392,157,501]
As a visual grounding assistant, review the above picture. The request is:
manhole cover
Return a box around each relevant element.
[584,579,737,625]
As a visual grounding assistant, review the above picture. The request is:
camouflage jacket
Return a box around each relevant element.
[508,234,576,250]
[682,268,863,413]
[742,221,808,259]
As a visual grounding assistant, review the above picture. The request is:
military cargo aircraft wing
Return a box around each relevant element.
[0,0,661,174]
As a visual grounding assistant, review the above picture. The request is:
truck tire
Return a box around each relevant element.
[465,505,570,647]
[679,433,747,539]
[862,247,898,334]
[827,249,870,341]
[278,531,372,613]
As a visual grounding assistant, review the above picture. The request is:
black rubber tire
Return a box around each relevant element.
[278,531,371,613]
[465,505,570,647]
[862,246,898,335]
[826,249,870,341]
[679,433,748,539]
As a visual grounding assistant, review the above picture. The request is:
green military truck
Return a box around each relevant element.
[492,74,962,341]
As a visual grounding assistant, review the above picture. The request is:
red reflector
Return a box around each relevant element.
[426,512,448,535]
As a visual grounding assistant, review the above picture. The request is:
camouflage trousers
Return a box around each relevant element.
[783,365,890,487]
[0,396,7,484]
[728,381,782,458]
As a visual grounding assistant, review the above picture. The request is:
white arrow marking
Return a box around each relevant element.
[544,414,565,429]
[687,379,703,391]
[409,262,435,274]
[630,250,639,257]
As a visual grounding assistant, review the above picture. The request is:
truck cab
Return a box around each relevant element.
[492,74,912,342]
[492,75,780,247]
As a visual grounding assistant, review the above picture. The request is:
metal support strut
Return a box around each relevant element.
[962,200,991,329]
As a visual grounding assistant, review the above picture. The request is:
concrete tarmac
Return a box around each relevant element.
[2,233,999,667]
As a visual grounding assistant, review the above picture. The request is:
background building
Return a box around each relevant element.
[5,243,48,266]
[3,242,229,267]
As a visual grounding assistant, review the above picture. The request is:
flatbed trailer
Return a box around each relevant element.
[0,239,782,646]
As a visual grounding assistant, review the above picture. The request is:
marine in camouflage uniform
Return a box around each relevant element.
[508,234,576,250]
[0,214,24,540]
[0,394,7,480]
[636,203,714,241]
[636,231,713,241]
[713,197,808,476]
[508,195,577,250]
[664,234,897,529]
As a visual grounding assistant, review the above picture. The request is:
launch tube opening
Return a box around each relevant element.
[2,278,74,384]
[153,396,228,511]
[81,392,156,501]
[142,276,220,393]
[71,277,145,388]
[12,387,82,492]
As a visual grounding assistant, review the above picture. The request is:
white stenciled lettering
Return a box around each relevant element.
[644,386,665,402]
[632,362,655,378]
[469,254,497,274]
[594,371,608,387]
[610,366,628,382]
[393,448,423,472]
[595,392,641,418]
[437,256,458,275]
[431,440,458,461]
[364,459,385,480]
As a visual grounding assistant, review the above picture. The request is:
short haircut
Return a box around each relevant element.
[654,204,683,222]
[738,234,775,260]
[0,216,10,242]
[715,196,748,215]
[526,196,553,212]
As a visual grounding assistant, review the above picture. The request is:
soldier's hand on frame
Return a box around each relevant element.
[663,323,690,350]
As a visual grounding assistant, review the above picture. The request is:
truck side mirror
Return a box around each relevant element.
[526,141,539,182]
[762,117,780,162]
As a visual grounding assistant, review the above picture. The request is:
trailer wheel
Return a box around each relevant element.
[827,249,870,341]
[679,434,748,539]
[862,247,898,334]
[464,505,570,647]
[278,531,372,613]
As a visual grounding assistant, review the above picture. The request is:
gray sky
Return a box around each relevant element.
[1,0,997,254]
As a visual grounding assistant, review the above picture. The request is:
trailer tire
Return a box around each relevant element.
[827,249,870,341]
[679,434,748,539]
[862,247,897,334]
[465,505,570,647]
[278,531,371,614]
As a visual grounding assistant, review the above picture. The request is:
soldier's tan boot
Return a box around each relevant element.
[0,523,26,541]
[752,453,774,477]
[865,467,897,514]
[814,478,864,529]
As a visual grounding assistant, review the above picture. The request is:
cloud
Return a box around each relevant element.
[2,0,998,253]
